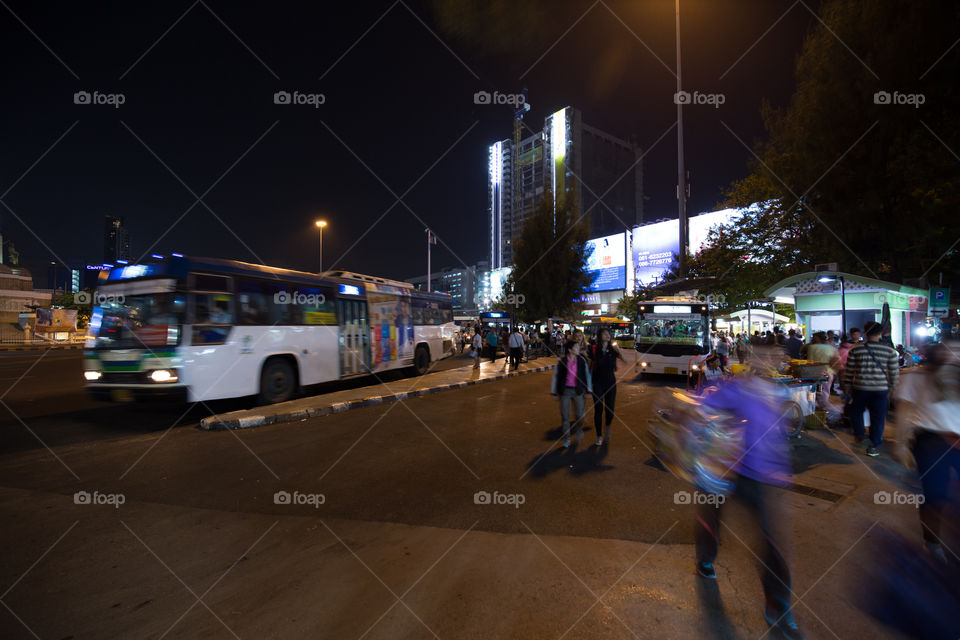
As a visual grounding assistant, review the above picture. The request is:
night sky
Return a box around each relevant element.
[2,0,821,282]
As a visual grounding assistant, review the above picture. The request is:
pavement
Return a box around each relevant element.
[0,350,938,639]
[201,355,557,430]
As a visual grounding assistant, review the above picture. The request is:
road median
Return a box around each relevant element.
[200,358,556,431]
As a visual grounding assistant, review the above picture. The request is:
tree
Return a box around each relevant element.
[711,0,960,286]
[502,193,593,322]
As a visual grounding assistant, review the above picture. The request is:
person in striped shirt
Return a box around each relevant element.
[842,321,899,457]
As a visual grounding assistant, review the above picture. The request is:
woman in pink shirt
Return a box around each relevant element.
[551,340,593,448]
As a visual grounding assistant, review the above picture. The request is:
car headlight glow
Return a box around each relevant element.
[84,370,102,381]
[149,369,178,383]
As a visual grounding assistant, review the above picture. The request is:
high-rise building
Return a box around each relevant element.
[404,261,487,311]
[103,216,131,263]
[488,106,643,269]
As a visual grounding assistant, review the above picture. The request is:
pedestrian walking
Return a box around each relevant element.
[842,321,899,457]
[589,329,624,446]
[484,327,499,363]
[807,332,840,411]
[693,353,804,639]
[715,331,730,370]
[508,327,525,368]
[471,329,482,369]
[551,339,592,448]
[784,329,803,360]
[735,333,748,364]
[893,341,960,564]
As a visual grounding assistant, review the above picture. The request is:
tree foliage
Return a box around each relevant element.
[502,193,593,322]
[689,0,960,292]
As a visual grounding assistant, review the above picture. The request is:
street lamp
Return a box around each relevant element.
[315,220,327,272]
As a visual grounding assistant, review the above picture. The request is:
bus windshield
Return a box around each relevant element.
[93,293,187,348]
[636,312,709,354]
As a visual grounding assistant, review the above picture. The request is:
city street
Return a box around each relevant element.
[0,349,926,639]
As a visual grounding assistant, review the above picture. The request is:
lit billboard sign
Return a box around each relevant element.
[632,220,679,287]
[585,232,626,291]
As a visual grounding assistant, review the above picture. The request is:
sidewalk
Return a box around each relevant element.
[200,356,557,430]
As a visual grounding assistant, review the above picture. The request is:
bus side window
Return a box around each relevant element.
[192,293,233,345]
[237,280,269,325]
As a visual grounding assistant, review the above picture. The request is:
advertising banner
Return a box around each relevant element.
[632,220,679,287]
[367,284,415,372]
[586,233,626,291]
[36,308,78,331]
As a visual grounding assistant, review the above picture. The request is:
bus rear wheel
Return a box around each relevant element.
[259,358,297,404]
[412,346,430,376]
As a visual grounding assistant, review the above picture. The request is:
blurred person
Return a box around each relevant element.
[589,329,624,446]
[735,333,748,364]
[843,321,899,457]
[715,331,730,370]
[694,349,804,639]
[484,326,498,363]
[807,332,840,410]
[551,339,592,448]
[785,329,804,359]
[894,342,960,564]
[508,326,525,368]
[471,329,483,369]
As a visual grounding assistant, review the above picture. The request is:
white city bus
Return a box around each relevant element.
[83,256,455,404]
[635,297,710,376]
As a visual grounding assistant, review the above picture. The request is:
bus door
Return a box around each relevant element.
[337,298,370,376]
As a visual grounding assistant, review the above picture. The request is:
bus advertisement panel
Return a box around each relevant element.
[585,232,626,291]
[366,283,415,372]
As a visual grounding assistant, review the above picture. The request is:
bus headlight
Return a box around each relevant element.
[691,364,699,371]
[640,361,648,368]
[84,370,102,381]
[149,369,178,383]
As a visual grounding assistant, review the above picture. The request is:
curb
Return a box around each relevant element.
[200,363,557,431]
[0,344,85,352]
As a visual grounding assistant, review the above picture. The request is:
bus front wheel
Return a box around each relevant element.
[259,358,297,404]
[413,346,430,376]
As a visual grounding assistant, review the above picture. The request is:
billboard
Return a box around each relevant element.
[631,208,744,287]
[36,308,78,331]
[632,220,679,287]
[586,233,626,291]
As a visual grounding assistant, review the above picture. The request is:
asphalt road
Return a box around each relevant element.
[0,348,480,454]
[0,349,925,639]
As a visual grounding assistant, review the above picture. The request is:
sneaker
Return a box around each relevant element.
[562,437,571,448]
[595,437,604,446]
[696,561,716,579]
[764,605,805,640]
[853,437,870,450]
[865,446,880,457]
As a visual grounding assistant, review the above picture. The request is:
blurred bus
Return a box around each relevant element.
[577,317,635,349]
[83,256,455,404]
[635,297,710,376]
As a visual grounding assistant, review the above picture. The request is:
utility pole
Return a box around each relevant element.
[676,0,688,279]
[425,228,437,291]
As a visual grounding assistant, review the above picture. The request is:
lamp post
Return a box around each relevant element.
[315,220,327,272]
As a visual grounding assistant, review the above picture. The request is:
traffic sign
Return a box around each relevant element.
[929,287,950,317]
